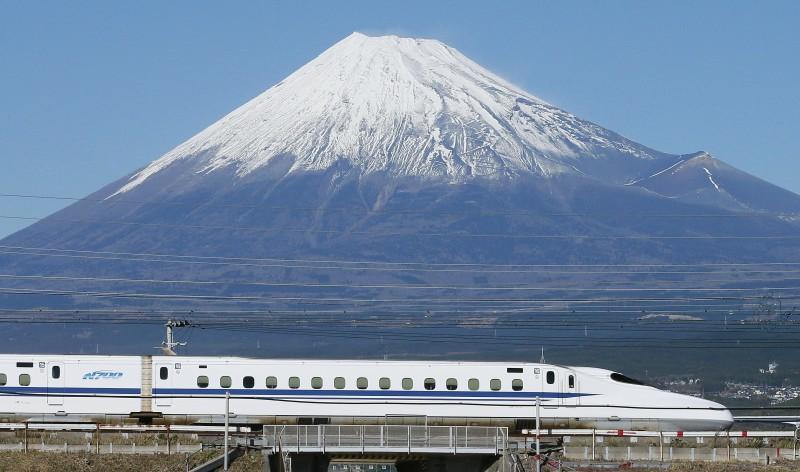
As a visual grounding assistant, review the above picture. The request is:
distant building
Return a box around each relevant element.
[759,361,778,374]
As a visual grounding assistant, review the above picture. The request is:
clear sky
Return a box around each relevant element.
[1,1,798,239]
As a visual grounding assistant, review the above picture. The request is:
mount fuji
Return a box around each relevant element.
[2,33,800,360]
[112,32,672,193]
[8,32,799,260]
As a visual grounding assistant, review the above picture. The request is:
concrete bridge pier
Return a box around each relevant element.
[287,454,330,472]
[397,455,500,472]
[280,454,503,472]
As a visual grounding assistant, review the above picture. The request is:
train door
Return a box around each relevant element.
[541,368,558,412]
[47,361,65,406]
[561,371,579,406]
[155,364,172,407]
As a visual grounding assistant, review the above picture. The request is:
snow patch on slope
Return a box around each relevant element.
[703,167,721,192]
[625,157,688,186]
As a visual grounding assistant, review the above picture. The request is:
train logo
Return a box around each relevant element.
[82,370,124,380]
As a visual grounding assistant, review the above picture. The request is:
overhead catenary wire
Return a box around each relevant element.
[3,286,800,304]
[0,308,795,329]
[0,318,795,349]
[4,245,800,272]
[2,214,800,240]
[2,191,799,219]
[3,273,800,292]
[0,305,765,316]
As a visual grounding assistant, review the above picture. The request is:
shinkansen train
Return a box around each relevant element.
[0,355,733,432]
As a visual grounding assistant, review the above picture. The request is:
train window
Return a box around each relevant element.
[19,374,31,386]
[220,376,232,388]
[546,371,555,385]
[379,377,391,390]
[0,374,5,386]
[424,378,436,390]
[197,376,209,388]
[468,378,479,391]
[357,377,368,390]
[490,379,501,391]
[512,379,523,391]
[402,378,413,390]
[446,378,457,391]
[289,377,300,389]
[266,376,278,389]
[568,375,575,389]
[610,373,646,386]
[311,377,323,389]
[51,366,60,379]
[243,376,255,388]
[334,377,345,389]
[159,367,168,380]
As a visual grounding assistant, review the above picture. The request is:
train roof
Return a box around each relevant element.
[0,353,583,369]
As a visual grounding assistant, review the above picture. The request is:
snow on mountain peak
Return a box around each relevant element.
[113,32,667,195]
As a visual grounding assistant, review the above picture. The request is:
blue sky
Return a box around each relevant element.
[1,1,798,239]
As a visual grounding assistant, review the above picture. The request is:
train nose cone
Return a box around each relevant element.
[705,398,735,430]
[681,396,734,431]
[660,393,734,431]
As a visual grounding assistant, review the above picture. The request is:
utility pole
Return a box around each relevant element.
[224,392,230,471]
[160,320,190,356]
[535,396,541,472]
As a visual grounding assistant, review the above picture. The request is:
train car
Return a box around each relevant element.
[0,355,733,432]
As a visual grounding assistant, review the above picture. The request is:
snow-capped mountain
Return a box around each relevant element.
[2,33,800,358]
[5,32,800,262]
[113,32,672,197]
[5,32,799,260]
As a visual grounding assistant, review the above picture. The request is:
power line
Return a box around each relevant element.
[0,305,757,316]
[187,325,800,349]
[1,307,793,326]
[3,214,799,240]
[2,191,797,219]
[6,249,800,276]
[0,317,796,348]
[4,245,800,272]
[2,273,800,292]
[2,287,798,304]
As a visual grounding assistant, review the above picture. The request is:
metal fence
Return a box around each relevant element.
[262,425,507,455]
[564,445,796,463]
[0,442,202,454]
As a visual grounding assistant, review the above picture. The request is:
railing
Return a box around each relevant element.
[263,425,508,455]
[513,428,799,462]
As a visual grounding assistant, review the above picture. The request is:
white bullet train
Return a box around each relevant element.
[0,355,733,432]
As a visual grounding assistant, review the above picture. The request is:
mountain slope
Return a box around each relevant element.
[628,152,800,213]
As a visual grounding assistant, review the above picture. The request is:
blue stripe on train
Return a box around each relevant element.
[152,388,594,399]
[0,387,141,395]
[0,386,595,399]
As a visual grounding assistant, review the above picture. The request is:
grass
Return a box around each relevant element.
[0,449,269,472]
[2,451,798,472]
[0,451,188,472]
